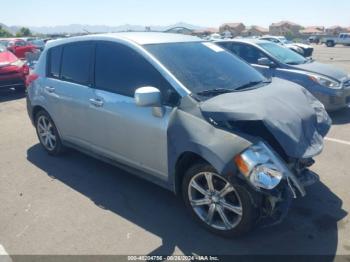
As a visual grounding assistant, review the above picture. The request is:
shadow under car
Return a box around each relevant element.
[26,144,347,257]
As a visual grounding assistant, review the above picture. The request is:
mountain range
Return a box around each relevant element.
[0,22,204,35]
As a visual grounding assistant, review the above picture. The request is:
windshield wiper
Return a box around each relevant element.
[196,80,271,96]
[196,88,234,96]
[235,79,271,90]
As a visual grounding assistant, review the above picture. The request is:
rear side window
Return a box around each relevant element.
[94,41,177,103]
[61,42,93,85]
[47,46,62,78]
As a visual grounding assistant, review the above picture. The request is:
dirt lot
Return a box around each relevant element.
[0,45,349,258]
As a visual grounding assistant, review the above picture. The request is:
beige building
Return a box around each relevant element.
[242,25,269,37]
[219,23,245,37]
[300,26,325,35]
[269,21,303,36]
[192,27,219,37]
[326,25,347,35]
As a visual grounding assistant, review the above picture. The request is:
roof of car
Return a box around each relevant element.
[215,38,270,45]
[46,32,203,48]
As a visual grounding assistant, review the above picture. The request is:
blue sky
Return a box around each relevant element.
[1,0,349,27]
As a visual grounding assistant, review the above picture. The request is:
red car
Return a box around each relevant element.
[0,45,29,92]
[7,39,38,60]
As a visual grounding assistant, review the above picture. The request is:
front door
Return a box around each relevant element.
[86,41,179,179]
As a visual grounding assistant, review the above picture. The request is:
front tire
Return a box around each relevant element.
[35,110,65,156]
[182,162,257,237]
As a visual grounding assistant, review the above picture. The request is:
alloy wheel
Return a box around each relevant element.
[188,172,243,231]
[37,115,57,151]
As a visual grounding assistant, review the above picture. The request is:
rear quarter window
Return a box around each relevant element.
[47,46,62,78]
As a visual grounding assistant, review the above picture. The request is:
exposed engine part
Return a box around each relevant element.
[258,186,292,227]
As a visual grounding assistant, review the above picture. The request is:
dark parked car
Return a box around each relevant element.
[216,39,350,111]
[308,36,320,44]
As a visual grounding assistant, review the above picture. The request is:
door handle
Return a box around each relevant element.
[45,86,55,93]
[89,98,104,107]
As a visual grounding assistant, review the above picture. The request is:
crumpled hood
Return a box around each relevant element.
[293,61,348,81]
[200,78,332,159]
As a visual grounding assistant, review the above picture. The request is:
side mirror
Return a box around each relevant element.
[257,57,276,68]
[135,86,164,117]
[135,86,161,107]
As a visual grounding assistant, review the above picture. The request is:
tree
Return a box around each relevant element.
[16,27,32,37]
[0,25,13,37]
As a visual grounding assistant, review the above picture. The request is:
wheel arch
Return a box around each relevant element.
[174,151,208,195]
[31,105,64,140]
[32,105,49,122]
[172,144,241,195]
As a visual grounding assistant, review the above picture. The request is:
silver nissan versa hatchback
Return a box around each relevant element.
[26,33,331,236]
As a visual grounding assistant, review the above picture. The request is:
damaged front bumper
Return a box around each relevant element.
[234,141,319,227]
[257,165,319,227]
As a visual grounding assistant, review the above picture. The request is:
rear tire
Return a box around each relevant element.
[182,161,258,237]
[35,110,65,156]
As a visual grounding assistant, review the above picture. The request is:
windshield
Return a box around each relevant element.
[0,45,6,52]
[144,42,266,97]
[258,42,306,65]
[29,40,44,46]
[0,40,9,48]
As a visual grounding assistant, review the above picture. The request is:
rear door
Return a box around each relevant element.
[44,41,95,148]
[87,41,179,178]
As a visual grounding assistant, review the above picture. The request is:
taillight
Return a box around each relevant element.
[22,64,30,75]
[26,73,38,88]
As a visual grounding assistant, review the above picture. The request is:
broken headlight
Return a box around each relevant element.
[234,142,283,190]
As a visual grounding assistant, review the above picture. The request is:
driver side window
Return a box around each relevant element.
[236,44,267,64]
[94,41,180,106]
